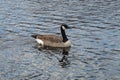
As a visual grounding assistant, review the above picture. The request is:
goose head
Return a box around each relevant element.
[61,24,71,30]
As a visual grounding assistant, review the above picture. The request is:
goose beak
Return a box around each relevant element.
[67,26,72,29]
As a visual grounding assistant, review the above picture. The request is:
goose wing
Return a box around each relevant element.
[36,35,63,43]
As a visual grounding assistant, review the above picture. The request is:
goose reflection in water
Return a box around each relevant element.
[35,45,71,68]
[59,48,70,68]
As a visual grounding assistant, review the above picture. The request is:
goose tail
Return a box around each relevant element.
[31,35,37,38]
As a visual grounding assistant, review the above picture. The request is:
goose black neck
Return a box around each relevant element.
[61,28,68,42]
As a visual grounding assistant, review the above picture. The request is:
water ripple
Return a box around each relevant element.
[0,0,120,80]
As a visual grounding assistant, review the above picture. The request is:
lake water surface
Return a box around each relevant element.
[0,0,120,80]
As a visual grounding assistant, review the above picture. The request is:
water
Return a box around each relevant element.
[0,0,120,80]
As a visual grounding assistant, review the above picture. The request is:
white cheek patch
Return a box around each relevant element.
[62,26,65,30]
[35,39,44,46]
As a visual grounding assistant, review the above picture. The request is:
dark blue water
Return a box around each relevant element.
[0,0,120,80]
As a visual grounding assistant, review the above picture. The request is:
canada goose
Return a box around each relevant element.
[31,24,71,48]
